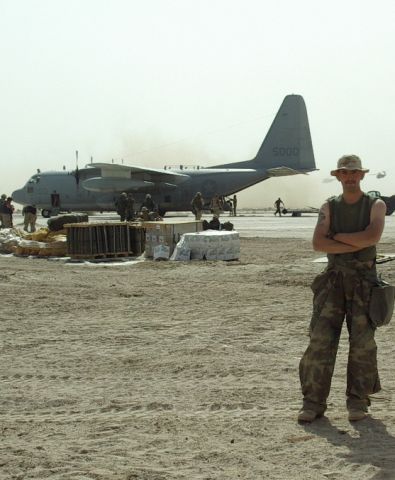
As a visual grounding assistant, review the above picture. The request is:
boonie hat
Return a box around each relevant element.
[330,154,369,176]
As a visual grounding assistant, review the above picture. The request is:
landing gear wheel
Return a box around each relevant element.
[42,209,51,218]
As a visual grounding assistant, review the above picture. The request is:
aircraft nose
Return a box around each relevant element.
[12,188,27,205]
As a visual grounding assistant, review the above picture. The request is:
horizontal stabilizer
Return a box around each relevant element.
[266,166,308,177]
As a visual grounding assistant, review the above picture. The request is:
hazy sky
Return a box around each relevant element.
[1,0,394,208]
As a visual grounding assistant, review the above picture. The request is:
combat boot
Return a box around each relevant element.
[348,409,368,422]
[297,409,319,423]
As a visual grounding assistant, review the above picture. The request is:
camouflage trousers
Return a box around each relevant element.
[23,212,37,232]
[299,261,380,414]
[212,208,221,218]
[0,213,12,228]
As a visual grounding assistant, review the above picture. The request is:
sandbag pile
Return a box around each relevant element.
[13,228,67,257]
[0,228,21,253]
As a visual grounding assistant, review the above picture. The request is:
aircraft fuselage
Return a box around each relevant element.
[12,166,269,216]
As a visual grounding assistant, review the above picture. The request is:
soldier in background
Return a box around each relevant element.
[0,194,7,228]
[125,193,135,221]
[226,198,233,216]
[139,206,150,221]
[141,194,155,212]
[1,197,15,228]
[22,204,37,232]
[191,192,204,220]
[51,191,60,208]
[233,194,238,216]
[115,192,128,221]
[210,193,223,218]
[274,197,284,216]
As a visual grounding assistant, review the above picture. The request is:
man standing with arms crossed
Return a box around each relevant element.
[298,155,386,423]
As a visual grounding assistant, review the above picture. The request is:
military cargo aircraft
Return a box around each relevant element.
[12,94,317,217]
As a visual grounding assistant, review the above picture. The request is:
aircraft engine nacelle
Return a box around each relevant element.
[82,177,154,193]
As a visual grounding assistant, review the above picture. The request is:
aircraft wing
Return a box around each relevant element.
[81,163,190,193]
[266,166,308,177]
[90,163,189,184]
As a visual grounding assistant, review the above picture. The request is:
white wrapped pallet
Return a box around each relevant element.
[170,240,191,261]
[153,244,170,260]
[170,230,240,261]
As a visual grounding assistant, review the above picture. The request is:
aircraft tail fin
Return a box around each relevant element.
[213,94,316,173]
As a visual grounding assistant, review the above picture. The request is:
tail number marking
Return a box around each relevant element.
[273,147,299,156]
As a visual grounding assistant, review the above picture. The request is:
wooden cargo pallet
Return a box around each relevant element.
[69,251,133,260]
[65,222,145,257]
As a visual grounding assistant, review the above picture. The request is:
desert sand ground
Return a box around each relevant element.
[1,230,395,480]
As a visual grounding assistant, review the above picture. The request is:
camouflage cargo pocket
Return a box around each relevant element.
[309,271,334,333]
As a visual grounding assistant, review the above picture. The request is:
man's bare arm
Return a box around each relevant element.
[334,199,386,248]
[312,202,361,253]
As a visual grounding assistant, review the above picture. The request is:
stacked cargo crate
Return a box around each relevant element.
[143,220,202,258]
[65,222,145,258]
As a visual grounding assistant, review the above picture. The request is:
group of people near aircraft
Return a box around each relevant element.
[0,195,15,229]
[191,193,237,220]
[0,194,37,232]
[115,193,163,222]
[114,191,239,222]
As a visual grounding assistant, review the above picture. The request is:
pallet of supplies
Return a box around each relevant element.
[64,222,145,259]
[143,220,202,258]
[170,230,240,261]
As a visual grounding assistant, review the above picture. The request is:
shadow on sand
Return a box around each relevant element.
[302,416,395,480]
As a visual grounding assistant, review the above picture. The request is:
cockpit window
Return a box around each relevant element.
[28,175,40,184]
